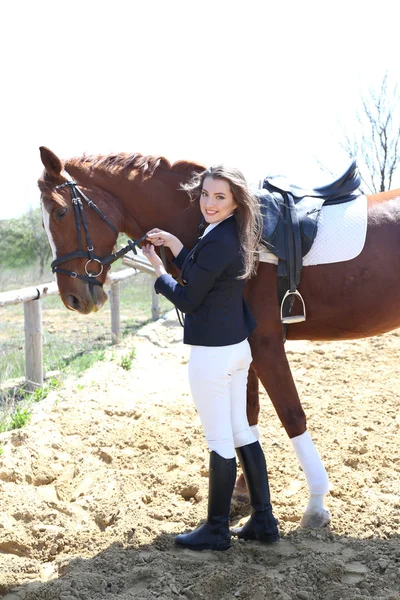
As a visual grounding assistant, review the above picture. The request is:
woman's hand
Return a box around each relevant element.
[146,228,183,257]
[146,228,174,247]
[142,243,167,278]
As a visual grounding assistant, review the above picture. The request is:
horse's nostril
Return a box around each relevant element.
[66,295,81,311]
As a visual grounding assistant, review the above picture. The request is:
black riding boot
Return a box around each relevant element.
[175,451,236,551]
[232,441,280,543]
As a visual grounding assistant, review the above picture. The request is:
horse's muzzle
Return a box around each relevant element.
[65,283,107,314]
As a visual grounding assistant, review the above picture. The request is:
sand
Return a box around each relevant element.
[0,312,399,600]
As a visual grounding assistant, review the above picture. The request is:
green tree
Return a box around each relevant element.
[27,207,52,276]
[0,208,51,274]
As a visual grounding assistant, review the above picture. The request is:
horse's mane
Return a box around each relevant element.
[66,152,204,179]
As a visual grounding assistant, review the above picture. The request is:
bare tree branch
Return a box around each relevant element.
[343,72,400,193]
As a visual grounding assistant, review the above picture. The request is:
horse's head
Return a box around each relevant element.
[39,147,120,314]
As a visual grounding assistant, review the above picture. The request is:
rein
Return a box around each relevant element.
[50,173,147,286]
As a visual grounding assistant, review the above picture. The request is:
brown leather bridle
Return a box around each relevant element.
[49,172,146,287]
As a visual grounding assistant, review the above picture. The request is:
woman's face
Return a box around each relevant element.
[200,176,238,224]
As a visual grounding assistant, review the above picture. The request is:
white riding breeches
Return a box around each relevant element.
[188,339,257,459]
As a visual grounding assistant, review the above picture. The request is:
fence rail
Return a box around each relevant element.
[0,253,157,390]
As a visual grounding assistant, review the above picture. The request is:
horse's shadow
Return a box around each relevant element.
[3,527,399,600]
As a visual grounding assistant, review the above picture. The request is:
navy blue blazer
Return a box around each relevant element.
[154,215,257,346]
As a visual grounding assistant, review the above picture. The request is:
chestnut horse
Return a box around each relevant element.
[38,147,400,528]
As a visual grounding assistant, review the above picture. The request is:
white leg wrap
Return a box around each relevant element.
[305,494,326,513]
[290,431,329,495]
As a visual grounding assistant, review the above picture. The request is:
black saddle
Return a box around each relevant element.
[255,161,362,328]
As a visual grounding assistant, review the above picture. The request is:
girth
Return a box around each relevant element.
[255,161,362,329]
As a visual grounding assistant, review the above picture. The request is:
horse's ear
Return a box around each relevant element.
[39,146,63,178]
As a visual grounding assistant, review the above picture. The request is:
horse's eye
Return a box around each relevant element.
[56,207,67,220]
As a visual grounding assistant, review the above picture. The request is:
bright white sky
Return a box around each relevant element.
[1,0,399,219]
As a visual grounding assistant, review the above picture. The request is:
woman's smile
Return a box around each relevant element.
[200,176,237,223]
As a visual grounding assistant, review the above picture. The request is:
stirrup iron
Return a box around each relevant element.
[280,289,306,324]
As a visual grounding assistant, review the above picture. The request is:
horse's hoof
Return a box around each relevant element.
[300,509,331,529]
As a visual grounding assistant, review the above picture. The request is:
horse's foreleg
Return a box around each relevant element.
[249,334,330,528]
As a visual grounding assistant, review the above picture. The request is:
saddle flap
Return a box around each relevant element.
[256,190,281,241]
[257,190,323,260]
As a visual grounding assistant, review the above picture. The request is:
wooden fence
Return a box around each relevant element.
[0,252,158,390]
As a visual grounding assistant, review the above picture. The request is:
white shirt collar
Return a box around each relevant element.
[200,214,234,238]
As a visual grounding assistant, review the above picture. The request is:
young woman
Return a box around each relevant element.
[142,165,279,551]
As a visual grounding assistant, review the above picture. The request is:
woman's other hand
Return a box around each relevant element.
[142,243,166,277]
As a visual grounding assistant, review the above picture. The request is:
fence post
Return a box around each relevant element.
[151,279,160,321]
[109,281,121,344]
[24,299,43,390]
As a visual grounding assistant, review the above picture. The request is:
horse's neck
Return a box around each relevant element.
[65,163,200,247]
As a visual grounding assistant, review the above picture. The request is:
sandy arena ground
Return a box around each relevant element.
[0,311,399,600]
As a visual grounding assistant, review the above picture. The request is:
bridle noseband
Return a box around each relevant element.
[50,172,147,287]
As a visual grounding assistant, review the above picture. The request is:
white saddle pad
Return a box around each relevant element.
[258,195,368,266]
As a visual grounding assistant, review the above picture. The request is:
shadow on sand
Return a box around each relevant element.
[2,527,399,600]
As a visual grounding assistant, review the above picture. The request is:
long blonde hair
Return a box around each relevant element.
[182,165,262,278]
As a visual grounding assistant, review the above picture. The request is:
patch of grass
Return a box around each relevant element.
[0,378,60,433]
[0,403,31,433]
[9,406,31,430]
[0,260,53,292]
[119,348,136,370]
[0,344,25,382]
[0,447,3,456]
[62,348,106,376]
[1,271,173,386]
[0,385,25,407]
[28,378,60,403]
[121,316,156,338]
